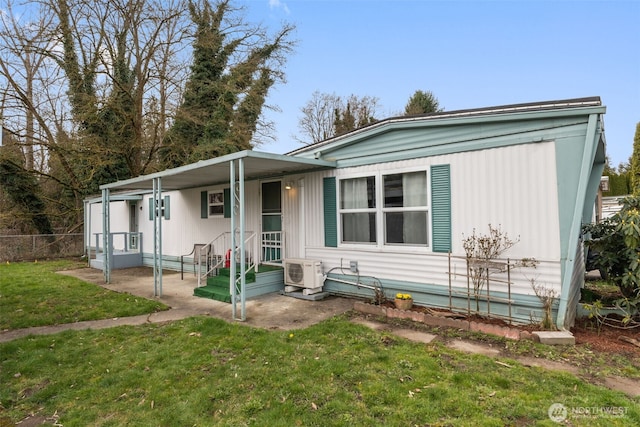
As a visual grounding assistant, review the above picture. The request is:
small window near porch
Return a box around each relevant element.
[340,176,377,243]
[208,191,224,216]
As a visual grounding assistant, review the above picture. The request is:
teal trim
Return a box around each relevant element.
[290,103,605,163]
[556,113,601,329]
[224,188,231,218]
[323,177,338,247]
[323,273,548,325]
[431,165,451,252]
[298,116,600,169]
[148,197,154,220]
[163,196,170,220]
[200,191,208,218]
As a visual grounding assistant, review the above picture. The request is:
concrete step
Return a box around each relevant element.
[532,331,575,345]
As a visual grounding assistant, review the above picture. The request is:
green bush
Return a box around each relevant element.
[583,196,640,299]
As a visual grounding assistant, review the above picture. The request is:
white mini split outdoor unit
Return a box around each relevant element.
[283,258,324,292]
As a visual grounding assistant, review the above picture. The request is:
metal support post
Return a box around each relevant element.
[153,178,163,297]
[102,188,111,283]
[238,158,246,321]
[230,161,237,319]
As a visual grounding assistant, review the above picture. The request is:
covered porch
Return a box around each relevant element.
[92,150,336,321]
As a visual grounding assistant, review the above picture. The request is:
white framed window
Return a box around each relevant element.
[339,176,376,243]
[208,190,224,216]
[383,171,428,246]
[338,169,429,247]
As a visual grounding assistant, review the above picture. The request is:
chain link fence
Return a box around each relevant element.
[0,233,84,262]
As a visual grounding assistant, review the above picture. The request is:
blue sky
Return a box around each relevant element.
[244,0,639,167]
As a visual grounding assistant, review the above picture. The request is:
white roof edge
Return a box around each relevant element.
[99,150,336,191]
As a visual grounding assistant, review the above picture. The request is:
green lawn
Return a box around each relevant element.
[0,316,638,426]
[0,261,638,425]
[0,260,168,330]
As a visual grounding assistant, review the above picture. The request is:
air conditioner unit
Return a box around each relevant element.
[284,258,324,289]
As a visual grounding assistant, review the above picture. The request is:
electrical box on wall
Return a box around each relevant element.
[350,260,358,273]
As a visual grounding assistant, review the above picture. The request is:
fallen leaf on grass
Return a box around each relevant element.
[311,402,318,410]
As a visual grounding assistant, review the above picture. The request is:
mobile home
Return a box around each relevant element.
[85,97,606,329]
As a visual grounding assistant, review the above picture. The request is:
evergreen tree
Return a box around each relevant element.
[631,122,640,196]
[161,0,294,167]
[404,90,442,115]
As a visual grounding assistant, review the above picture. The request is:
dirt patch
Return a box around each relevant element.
[571,317,640,357]
[448,340,501,357]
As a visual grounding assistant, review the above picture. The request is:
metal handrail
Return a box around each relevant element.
[261,230,284,266]
[197,231,256,287]
[234,232,259,295]
[197,232,226,287]
[92,232,142,254]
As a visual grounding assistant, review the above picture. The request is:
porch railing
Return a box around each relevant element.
[90,232,142,259]
[198,231,258,287]
[261,231,284,266]
[234,232,258,296]
[196,230,284,286]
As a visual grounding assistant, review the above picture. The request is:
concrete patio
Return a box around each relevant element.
[61,266,356,330]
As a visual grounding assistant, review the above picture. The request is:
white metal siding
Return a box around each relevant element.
[88,201,131,248]
[450,141,561,259]
[306,247,560,298]
[303,169,337,248]
[130,183,262,257]
[282,176,302,258]
[300,142,562,296]
[304,142,560,258]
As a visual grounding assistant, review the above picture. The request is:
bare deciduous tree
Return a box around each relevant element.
[0,0,295,232]
[296,91,380,145]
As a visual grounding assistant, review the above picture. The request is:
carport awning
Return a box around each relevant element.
[99,150,337,192]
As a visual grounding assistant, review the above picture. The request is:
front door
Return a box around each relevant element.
[261,181,282,263]
[128,201,139,249]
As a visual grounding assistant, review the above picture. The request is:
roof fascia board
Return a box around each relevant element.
[84,193,145,203]
[99,150,336,191]
[146,166,333,193]
[292,105,606,158]
[245,149,336,167]
[99,150,251,190]
[324,118,591,166]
